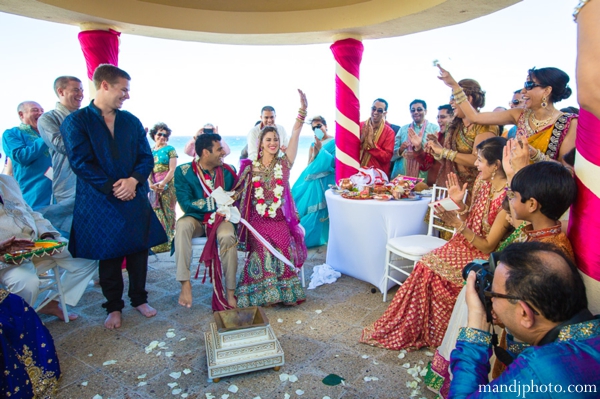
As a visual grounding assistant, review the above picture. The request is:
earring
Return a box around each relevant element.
[541,96,547,108]
[259,148,263,157]
[491,169,496,180]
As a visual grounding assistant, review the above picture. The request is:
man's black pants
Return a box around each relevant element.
[99,249,149,314]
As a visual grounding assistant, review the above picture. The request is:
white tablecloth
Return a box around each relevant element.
[325,189,430,293]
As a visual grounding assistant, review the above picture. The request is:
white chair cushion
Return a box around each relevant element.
[387,235,447,256]
[191,237,208,246]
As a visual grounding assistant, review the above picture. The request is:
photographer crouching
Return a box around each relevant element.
[450,241,600,398]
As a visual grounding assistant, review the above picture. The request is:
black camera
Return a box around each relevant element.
[204,128,214,134]
[462,252,499,320]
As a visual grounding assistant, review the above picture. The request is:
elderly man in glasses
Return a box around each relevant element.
[359,98,395,177]
[450,241,600,398]
[390,99,439,180]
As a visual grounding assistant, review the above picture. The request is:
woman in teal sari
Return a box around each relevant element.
[149,123,178,253]
[292,116,336,248]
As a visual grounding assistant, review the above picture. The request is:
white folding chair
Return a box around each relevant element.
[382,185,466,301]
[35,265,69,323]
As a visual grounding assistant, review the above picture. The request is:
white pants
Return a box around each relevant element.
[0,246,97,307]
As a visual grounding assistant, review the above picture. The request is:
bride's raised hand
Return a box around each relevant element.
[298,89,308,110]
[437,64,460,90]
[446,172,467,204]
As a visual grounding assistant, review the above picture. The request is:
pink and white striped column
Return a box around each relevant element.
[330,38,364,182]
[77,25,121,98]
[569,108,600,314]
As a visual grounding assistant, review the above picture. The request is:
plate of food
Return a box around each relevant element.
[373,194,393,201]
[399,194,422,201]
[417,189,433,197]
[3,240,67,266]
[341,192,372,200]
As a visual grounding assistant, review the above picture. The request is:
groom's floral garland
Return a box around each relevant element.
[252,161,284,218]
[202,172,217,226]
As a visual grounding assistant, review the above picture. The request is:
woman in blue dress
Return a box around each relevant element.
[291,115,336,248]
[0,284,60,398]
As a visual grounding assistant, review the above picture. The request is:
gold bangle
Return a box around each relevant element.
[457,206,469,216]
[452,88,465,96]
[468,232,476,243]
[574,0,592,22]
[448,150,458,162]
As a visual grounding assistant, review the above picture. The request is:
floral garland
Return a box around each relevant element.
[203,171,217,225]
[252,161,284,218]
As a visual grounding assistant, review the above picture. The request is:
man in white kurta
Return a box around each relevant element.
[0,174,96,320]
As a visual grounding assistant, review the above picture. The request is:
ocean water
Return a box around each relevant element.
[154,135,315,185]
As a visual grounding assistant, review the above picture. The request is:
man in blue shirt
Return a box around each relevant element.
[390,99,439,179]
[61,64,167,330]
[2,101,52,209]
[450,242,600,398]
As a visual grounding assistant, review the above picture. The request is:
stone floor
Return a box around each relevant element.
[42,246,437,399]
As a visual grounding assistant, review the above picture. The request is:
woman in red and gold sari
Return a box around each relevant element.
[437,65,577,165]
[360,137,510,350]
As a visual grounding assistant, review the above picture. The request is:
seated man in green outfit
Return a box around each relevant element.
[173,133,238,308]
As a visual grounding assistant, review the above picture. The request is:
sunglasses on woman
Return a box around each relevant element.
[157,133,168,138]
[524,81,543,91]
[312,124,323,131]
[510,99,522,106]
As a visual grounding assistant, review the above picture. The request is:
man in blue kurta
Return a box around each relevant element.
[450,242,600,398]
[2,101,53,209]
[61,64,167,329]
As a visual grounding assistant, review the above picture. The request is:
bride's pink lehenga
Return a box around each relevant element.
[235,156,307,308]
[360,176,505,350]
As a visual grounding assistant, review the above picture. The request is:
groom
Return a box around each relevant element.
[174,133,238,309]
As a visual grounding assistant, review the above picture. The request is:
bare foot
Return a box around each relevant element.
[227,289,237,308]
[104,311,122,329]
[178,281,193,308]
[38,300,78,321]
[135,303,157,318]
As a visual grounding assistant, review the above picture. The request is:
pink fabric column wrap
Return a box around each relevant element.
[331,38,363,182]
[568,108,600,280]
[78,29,121,80]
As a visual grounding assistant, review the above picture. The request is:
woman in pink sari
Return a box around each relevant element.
[233,90,308,308]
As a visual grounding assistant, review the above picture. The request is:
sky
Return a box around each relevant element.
[0,0,579,141]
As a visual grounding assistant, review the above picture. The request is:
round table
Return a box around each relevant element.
[325,189,430,293]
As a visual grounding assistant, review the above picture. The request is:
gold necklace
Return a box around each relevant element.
[529,109,557,130]
[259,156,277,173]
[489,181,507,199]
